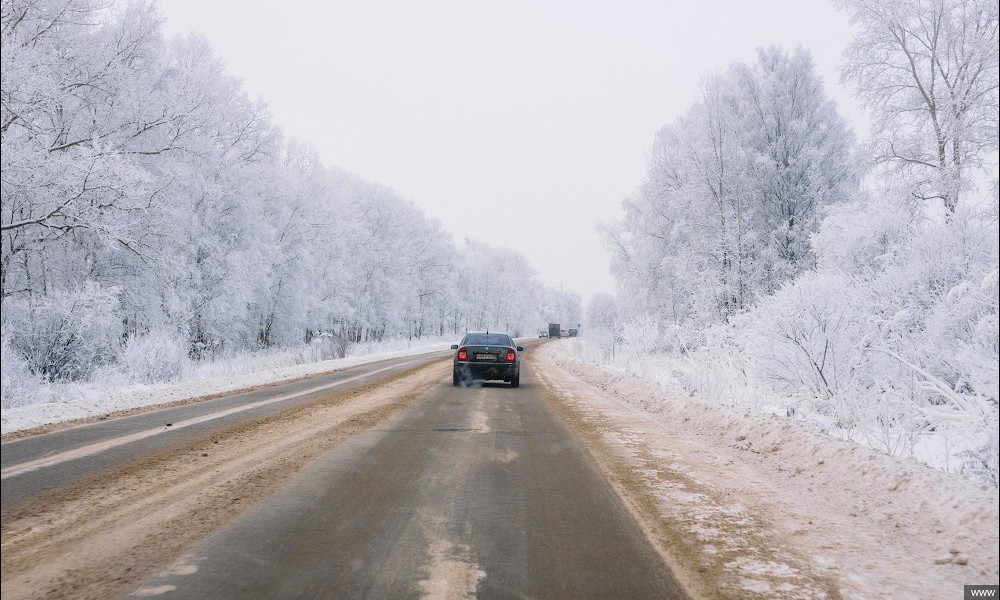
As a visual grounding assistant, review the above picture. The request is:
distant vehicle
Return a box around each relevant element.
[560,329,567,337]
[451,332,523,387]
[568,328,578,337]
[548,323,561,338]
[539,330,548,338]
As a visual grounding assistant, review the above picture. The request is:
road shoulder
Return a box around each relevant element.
[532,350,999,600]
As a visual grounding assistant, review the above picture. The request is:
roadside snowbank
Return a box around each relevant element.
[1,337,453,436]
[538,346,999,600]
[563,334,995,482]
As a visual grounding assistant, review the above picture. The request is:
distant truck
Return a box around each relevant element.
[568,328,578,337]
[548,323,561,338]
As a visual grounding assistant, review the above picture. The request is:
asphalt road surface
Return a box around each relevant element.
[2,342,686,599]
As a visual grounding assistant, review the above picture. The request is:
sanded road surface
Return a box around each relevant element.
[1,351,446,508]
[126,353,685,599]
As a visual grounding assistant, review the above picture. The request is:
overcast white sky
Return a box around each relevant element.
[156,0,868,303]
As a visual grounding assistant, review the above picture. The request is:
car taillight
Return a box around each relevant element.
[506,349,516,362]
[457,347,468,361]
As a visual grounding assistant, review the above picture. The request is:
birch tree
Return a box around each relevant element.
[837,0,999,212]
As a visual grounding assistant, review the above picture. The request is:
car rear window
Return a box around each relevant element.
[465,334,512,346]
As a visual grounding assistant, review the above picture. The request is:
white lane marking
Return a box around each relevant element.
[132,585,177,597]
[1,361,415,480]
[162,563,198,576]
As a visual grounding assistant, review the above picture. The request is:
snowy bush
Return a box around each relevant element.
[1,327,40,409]
[739,271,860,406]
[620,316,666,354]
[281,334,353,364]
[3,283,124,382]
[729,201,998,476]
[678,338,766,411]
[116,329,190,383]
[592,165,997,482]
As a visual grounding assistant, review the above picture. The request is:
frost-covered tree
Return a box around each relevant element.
[539,289,583,330]
[734,47,858,286]
[0,0,559,389]
[836,0,999,211]
[607,47,856,329]
[2,1,173,290]
[459,240,547,337]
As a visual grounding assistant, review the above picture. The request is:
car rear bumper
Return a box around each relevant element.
[455,362,518,381]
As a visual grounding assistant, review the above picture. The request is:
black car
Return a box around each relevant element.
[452,332,523,387]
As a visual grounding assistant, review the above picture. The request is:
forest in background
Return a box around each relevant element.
[0,0,581,405]
[586,0,999,483]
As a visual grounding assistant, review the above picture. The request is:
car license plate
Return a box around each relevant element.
[475,354,497,361]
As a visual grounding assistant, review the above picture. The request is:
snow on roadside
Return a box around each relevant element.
[537,345,999,600]
[563,335,991,479]
[1,338,453,436]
